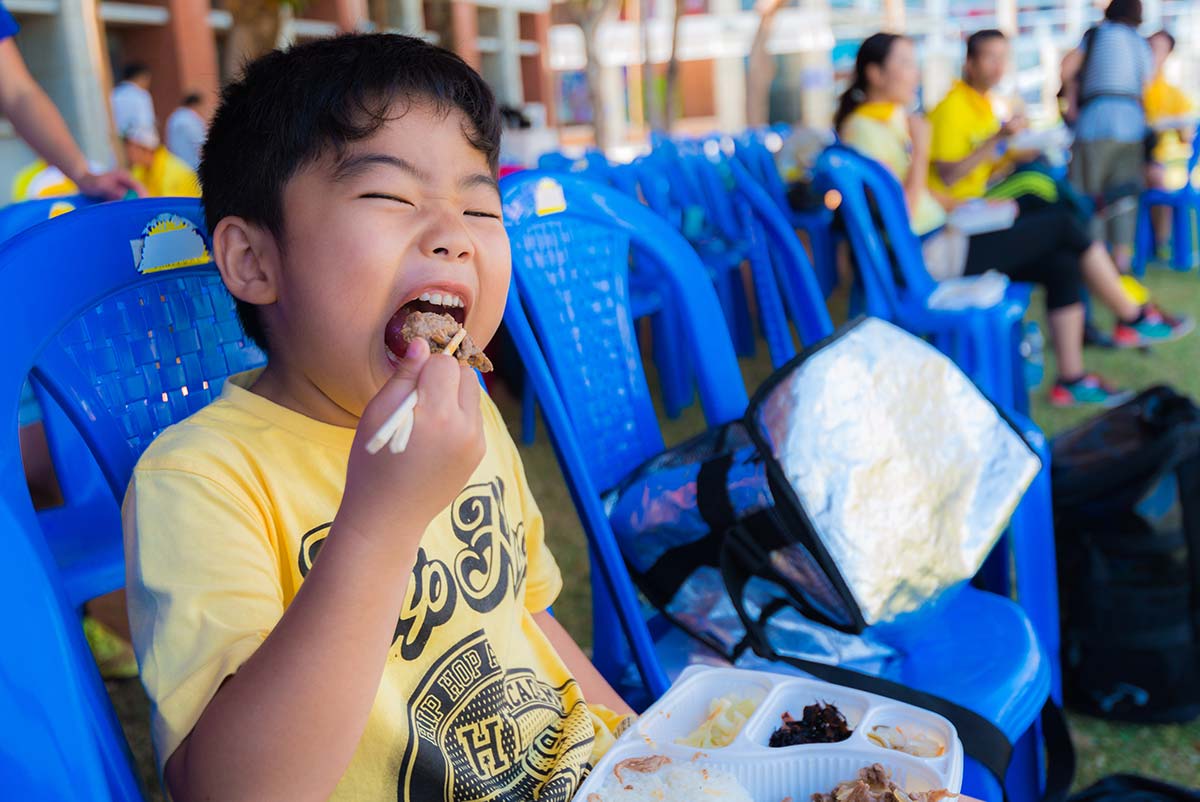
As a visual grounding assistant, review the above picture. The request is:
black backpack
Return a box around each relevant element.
[1052,386,1200,723]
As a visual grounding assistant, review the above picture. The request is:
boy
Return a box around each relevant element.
[124,33,632,802]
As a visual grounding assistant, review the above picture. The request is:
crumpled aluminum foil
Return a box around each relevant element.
[752,318,1040,625]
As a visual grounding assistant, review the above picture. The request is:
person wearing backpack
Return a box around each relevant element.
[1060,0,1152,274]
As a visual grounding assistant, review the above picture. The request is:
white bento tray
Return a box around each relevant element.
[576,665,964,800]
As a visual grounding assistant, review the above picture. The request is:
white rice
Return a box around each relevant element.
[587,761,753,801]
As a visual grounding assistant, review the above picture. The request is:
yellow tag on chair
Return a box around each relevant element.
[534,177,567,217]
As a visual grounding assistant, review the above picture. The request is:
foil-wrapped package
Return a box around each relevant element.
[606,317,1039,663]
[749,318,1040,624]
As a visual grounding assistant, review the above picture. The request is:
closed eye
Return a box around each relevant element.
[360,193,414,205]
[465,210,501,220]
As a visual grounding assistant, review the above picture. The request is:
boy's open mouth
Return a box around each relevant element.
[384,291,468,362]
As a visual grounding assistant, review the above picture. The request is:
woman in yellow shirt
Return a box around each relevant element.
[835,33,1191,406]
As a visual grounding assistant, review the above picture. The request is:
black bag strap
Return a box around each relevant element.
[719,524,1075,801]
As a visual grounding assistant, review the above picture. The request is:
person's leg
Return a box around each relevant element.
[1070,140,1107,243]
[1080,242,1141,322]
[1105,140,1146,273]
[1047,302,1087,381]
[1146,161,1172,252]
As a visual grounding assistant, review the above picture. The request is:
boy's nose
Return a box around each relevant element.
[422,213,474,262]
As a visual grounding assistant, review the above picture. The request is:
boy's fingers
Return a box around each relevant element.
[414,353,462,406]
[458,366,481,415]
[362,339,430,426]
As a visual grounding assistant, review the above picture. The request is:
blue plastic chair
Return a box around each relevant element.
[812,145,1062,700]
[522,154,686,440]
[679,147,833,366]
[644,142,758,358]
[0,198,266,799]
[733,129,839,296]
[814,145,1030,414]
[502,171,1054,802]
[1133,127,1200,274]
[0,193,100,245]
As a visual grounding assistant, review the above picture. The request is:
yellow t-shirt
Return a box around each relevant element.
[11,159,78,201]
[131,147,201,198]
[124,373,621,800]
[1144,73,1193,165]
[840,102,947,236]
[927,80,1002,202]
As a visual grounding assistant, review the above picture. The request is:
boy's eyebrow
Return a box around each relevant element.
[333,154,499,195]
[333,153,429,183]
[461,173,500,193]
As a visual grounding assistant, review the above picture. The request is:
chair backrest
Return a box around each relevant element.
[502,171,747,491]
[0,194,100,245]
[501,171,748,698]
[722,154,834,346]
[0,198,265,798]
[813,145,937,319]
[735,130,793,213]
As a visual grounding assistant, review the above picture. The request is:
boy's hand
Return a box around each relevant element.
[338,338,486,546]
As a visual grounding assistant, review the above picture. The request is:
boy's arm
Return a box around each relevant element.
[533,609,634,717]
[166,510,426,802]
[164,343,485,802]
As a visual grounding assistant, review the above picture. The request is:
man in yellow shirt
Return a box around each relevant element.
[927,29,1030,204]
[122,124,201,197]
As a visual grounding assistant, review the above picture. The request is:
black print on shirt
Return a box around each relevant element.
[297,478,529,659]
[396,630,593,802]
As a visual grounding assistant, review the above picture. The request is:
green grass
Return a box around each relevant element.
[106,267,1200,797]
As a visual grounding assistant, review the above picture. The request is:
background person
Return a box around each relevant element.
[1061,0,1151,273]
[110,62,155,140]
[837,33,1189,408]
[167,92,208,171]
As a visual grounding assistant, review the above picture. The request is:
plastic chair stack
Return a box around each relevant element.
[502,170,1056,802]
[0,198,265,799]
[732,129,839,297]
[1133,127,1200,274]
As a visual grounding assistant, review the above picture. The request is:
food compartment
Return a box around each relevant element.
[576,742,955,801]
[743,678,871,749]
[635,668,774,749]
[858,703,956,761]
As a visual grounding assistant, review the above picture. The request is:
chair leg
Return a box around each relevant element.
[728,270,756,358]
[1133,199,1153,277]
[1172,201,1195,272]
[654,306,692,419]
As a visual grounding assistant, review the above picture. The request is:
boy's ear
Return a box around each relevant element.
[212,216,280,306]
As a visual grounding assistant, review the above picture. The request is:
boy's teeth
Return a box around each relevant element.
[413,291,464,309]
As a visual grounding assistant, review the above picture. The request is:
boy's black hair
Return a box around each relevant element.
[966,29,1006,60]
[199,33,502,352]
[122,62,151,82]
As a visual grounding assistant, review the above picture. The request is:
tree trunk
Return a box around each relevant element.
[368,0,390,30]
[582,17,611,150]
[745,0,784,127]
[640,0,662,132]
[662,0,685,131]
[223,0,284,79]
